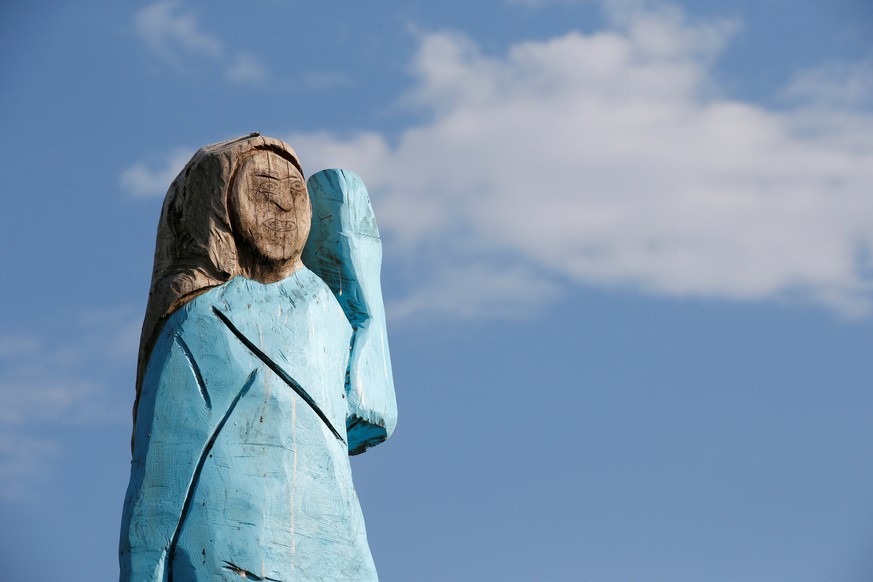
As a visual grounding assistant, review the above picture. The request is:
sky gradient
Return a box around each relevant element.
[1,1,872,580]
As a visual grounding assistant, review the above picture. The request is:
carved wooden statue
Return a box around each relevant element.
[120,134,397,581]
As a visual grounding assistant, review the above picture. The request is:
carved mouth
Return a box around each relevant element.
[265,217,297,232]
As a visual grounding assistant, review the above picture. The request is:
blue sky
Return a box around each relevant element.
[1,0,872,580]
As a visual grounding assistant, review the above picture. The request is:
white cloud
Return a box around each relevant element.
[226,53,268,83]
[0,309,137,499]
[390,262,564,322]
[0,309,136,427]
[135,0,222,61]
[289,2,873,321]
[136,1,270,82]
[120,147,193,197]
[0,433,57,501]
[783,58,873,109]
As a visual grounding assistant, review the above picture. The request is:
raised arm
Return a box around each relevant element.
[302,169,398,455]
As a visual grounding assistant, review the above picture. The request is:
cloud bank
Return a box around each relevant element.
[136,0,221,60]
[120,147,193,197]
[289,3,873,320]
[135,0,268,83]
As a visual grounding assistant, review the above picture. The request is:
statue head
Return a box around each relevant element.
[229,149,311,280]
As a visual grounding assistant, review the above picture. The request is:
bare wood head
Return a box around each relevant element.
[229,150,311,283]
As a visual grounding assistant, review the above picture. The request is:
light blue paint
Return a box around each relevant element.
[303,169,398,455]
[120,172,396,581]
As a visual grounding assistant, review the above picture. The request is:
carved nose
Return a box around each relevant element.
[263,188,295,211]
[268,180,305,211]
[272,192,294,212]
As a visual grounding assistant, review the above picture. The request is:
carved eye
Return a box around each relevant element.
[251,178,275,196]
[290,177,305,194]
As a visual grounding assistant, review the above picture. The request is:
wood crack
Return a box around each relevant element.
[222,560,282,581]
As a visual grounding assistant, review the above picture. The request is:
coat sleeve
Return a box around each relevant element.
[302,169,398,455]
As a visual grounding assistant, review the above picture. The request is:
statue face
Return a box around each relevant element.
[230,151,311,265]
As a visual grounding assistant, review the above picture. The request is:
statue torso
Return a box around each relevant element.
[123,269,377,581]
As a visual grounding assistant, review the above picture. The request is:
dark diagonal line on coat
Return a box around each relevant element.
[167,368,258,582]
[212,307,345,443]
[174,334,211,409]
[223,560,282,581]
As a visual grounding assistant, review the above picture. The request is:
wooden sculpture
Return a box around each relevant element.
[120,134,397,581]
